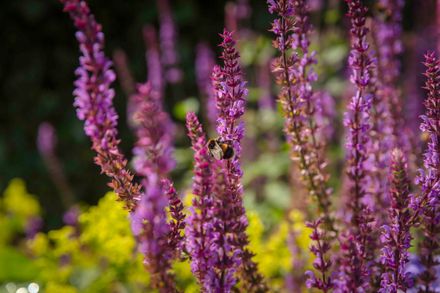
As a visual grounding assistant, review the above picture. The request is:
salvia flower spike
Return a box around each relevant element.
[337,0,376,290]
[415,52,440,291]
[267,0,334,231]
[212,29,268,292]
[131,174,178,292]
[60,0,140,211]
[379,149,413,292]
[185,112,216,289]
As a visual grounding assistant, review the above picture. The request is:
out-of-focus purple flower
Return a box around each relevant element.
[208,30,267,292]
[225,2,238,33]
[292,0,335,230]
[370,0,409,222]
[375,0,404,85]
[156,0,182,84]
[37,122,57,156]
[257,60,275,110]
[195,43,217,128]
[268,0,334,232]
[131,174,177,292]
[143,25,164,97]
[112,49,137,129]
[37,122,76,208]
[63,206,80,227]
[305,219,333,292]
[112,49,135,96]
[308,0,323,12]
[414,52,440,292]
[337,0,376,290]
[225,0,251,38]
[379,149,413,292]
[185,112,216,289]
[25,216,43,239]
[314,91,336,143]
[131,82,175,178]
[129,80,181,291]
[236,0,251,22]
[60,0,140,211]
[285,223,307,291]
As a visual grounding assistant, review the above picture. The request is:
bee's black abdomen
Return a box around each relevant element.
[222,146,234,160]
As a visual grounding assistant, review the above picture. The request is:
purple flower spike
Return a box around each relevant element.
[379,149,413,292]
[112,49,135,97]
[186,110,242,292]
[129,80,180,291]
[156,0,182,84]
[185,112,216,289]
[210,30,267,292]
[131,82,175,178]
[204,161,238,292]
[305,219,333,292]
[337,0,376,290]
[143,25,164,97]
[131,175,177,292]
[196,43,218,128]
[37,122,57,156]
[60,0,140,211]
[415,52,440,292]
[375,0,404,86]
[369,0,409,222]
[162,178,185,259]
[268,0,334,231]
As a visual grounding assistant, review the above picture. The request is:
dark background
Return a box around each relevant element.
[0,0,436,228]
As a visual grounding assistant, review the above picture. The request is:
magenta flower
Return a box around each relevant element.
[60,0,140,211]
[185,112,216,289]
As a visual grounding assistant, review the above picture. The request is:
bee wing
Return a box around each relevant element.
[209,145,224,160]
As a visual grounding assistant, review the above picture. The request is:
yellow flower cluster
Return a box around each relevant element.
[28,192,148,292]
[1,180,314,292]
[0,178,41,244]
[247,210,312,291]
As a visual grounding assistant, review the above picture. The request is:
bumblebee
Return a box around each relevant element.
[207,138,235,160]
